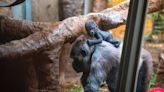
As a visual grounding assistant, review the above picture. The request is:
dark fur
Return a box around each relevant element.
[70,40,153,92]
[71,40,121,92]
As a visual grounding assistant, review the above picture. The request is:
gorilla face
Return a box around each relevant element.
[85,20,98,37]
[70,40,94,73]
[85,20,97,30]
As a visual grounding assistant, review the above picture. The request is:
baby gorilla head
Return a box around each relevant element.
[85,19,99,36]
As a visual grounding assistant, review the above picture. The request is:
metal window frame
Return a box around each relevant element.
[84,0,92,15]
[116,0,148,92]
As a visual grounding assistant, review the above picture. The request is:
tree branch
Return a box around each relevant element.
[0,15,59,43]
[0,0,163,59]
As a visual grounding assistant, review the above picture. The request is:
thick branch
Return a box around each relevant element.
[0,15,59,43]
[0,0,163,59]
[1,0,163,42]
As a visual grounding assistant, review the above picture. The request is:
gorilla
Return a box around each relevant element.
[70,39,153,92]
[85,19,120,48]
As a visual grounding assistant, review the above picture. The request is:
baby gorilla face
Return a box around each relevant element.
[88,29,95,37]
[85,20,98,35]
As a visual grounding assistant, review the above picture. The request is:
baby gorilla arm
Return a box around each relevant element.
[87,39,102,46]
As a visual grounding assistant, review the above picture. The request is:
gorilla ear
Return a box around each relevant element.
[81,49,87,57]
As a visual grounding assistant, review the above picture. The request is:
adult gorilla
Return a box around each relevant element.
[70,39,153,92]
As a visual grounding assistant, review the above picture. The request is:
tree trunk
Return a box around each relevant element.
[0,57,39,92]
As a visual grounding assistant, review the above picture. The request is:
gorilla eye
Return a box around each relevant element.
[81,49,87,57]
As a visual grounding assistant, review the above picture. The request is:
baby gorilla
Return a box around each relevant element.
[70,39,153,92]
[85,19,120,48]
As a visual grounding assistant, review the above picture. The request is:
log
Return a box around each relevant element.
[1,0,163,41]
[0,15,58,43]
[0,0,163,59]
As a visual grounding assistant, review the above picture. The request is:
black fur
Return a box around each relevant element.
[71,40,120,92]
[70,40,152,92]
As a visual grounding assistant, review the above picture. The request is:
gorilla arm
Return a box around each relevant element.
[84,54,107,92]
